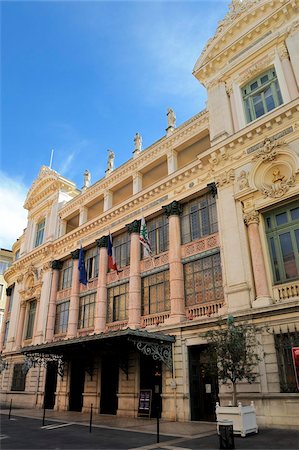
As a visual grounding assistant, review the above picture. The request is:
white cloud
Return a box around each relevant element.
[0,172,28,250]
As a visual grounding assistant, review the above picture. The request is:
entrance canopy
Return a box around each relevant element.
[21,328,175,376]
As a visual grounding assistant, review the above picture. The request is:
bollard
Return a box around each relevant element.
[42,402,46,427]
[8,399,12,420]
[156,405,160,443]
[89,403,93,433]
[217,420,235,449]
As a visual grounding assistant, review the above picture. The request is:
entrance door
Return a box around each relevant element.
[189,345,219,421]
[100,355,119,414]
[69,360,85,411]
[140,355,162,418]
[44,362,58,409]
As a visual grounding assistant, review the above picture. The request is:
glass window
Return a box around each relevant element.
[242,68,283,123]
[184,253,224,307]
[85,247,99,280]
[78,293,95,329]
[181,193,218,244]
[275,331,299,393]
[113,232,131,269]
[54,301,70,334]
[264,201,299,283]
[11,363,26,391]
[34,219,45,247]
[143,215,168,258]
[15,250,20,261]
[0,261,9,274]
[3,320,9,344]
[141,271,170,315]
[60,259,73,290]
[25,300,37,340]
[107,283,129,322]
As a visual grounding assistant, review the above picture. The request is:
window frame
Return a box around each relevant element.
[25,300,37,340]
[141,270,170,315]
[59,259,73,290]
[11,363,26,391]
[54,300,70,334]
[274,331,299,393]
[34,218,46,248]
[85,247,99,280]
[78,293,95,329]
[113,232,131,269]
[107,283,129,323]
[142,215,169,258]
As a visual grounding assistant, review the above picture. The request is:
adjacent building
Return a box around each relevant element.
[1,0,298,428]
[0,249,13,333]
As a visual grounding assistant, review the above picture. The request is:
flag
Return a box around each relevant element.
[139,217,152,257]
[108,233,119,272]
[78,245,87,285]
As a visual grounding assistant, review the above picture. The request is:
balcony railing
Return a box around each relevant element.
[141,312,170,327]
[273,281,299,302]
[186,300,224,319]
[106,320,128,332]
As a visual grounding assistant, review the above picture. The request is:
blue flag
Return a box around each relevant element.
[78,245,87,285]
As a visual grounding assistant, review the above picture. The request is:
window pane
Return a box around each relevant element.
[279,232,298,279]
[276,212,288,226]
[261,74,269,84]
[290,208,299,221]
[295,229,299,252]
[253,93,264,118]
[264,86,275,111]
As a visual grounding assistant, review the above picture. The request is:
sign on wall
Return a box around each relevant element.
[138,389,152,417]
[291,347,299,390]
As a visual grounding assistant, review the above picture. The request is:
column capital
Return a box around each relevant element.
[278,43,289,60]
[126,219,141,234]
[71,249,80,260]
[207,182,218,198]
[162,200,183,218]
[244,210,259,226]
[6,287,13,296]
[96,236,109,248]
[51,260,63,270]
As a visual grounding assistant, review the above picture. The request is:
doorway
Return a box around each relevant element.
[44,361,58,409]
[140,354,162,418]
[69,359,85,411]
[100,355,119,414]
[189,345,219,421]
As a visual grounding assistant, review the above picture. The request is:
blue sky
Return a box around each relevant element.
[1,0,231,248]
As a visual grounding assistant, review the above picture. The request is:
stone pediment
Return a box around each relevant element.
[24,166,77,211]
[193,0,295,85]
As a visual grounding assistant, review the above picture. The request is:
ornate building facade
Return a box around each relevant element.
[1,0,298,428]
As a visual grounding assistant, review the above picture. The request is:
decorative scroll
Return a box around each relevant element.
[23,352,64,378]
[0,355,8,373]
[130,338,173,370]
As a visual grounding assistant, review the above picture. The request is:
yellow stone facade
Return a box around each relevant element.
[1,0,299,428]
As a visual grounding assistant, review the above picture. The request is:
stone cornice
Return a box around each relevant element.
[194,0,296,84]
[59,110,209,219]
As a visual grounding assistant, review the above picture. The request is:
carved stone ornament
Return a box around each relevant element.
[261,175,296,199]
[207,182,218,198]
[96,235,109,248]
[244,210,259,226]
[126,219,141,234]
[238,170,249,190]
[19,281,43,301]
[51,260,63,271]
[215,169,235,187]
[71,249,80,260]
[278,43,289,60]
[162,200,183,218]
[253,138,285,162]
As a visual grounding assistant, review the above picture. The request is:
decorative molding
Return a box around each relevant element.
[261,174,296,198]
[252,138,285,162]
[236,53,275,86]
[237,170,249,190]
[243,210,259,226]
[162,200,183,218]
[277,43,289,60]
[215,169,235,187]
[126,219,141,235]
[19,281,43,301]
[96,236,109,248]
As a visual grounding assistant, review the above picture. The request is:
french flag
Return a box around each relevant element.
[108,233,119,272]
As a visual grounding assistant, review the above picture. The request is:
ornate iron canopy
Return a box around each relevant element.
[23,352,64,378]
[129,338,173,370]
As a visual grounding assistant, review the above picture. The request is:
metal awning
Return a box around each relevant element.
[21,328,176,375]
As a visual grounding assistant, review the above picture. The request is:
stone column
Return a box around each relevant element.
[45,260,63,342]
[127,220,141,329]
[278,44,299,100]
[163,201,186,323]
[207,81,234,144]
[216,171,252,312]
[244,210,272,307]
[66,249,80,338]
[94,236,108,333]
[103,191,113,211]
[15,302,26,348]
[0,287,12,351]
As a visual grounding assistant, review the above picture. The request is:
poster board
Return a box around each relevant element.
[137,389,152,417]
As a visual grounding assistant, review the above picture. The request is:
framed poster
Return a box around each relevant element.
[138,389,152,417]
[291,347,299,390]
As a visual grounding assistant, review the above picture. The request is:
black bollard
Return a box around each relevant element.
[218,421,235,449]
[89,403,93,433]
[156,405,160,443]
[8,399,12,420]
[42,402,46,427]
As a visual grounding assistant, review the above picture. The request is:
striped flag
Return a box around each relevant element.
[139,217,152,258]
[108,233,119,272]
[78,245,87,285]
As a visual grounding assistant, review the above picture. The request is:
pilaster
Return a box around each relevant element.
[66,249,80,338]
[46,260,63,342]
[95,236,109,333]
[126,220,141,329]
[133,173,143,195]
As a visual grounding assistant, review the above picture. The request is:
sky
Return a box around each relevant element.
[1,0,231,249]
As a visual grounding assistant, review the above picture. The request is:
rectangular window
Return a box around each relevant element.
[142,271,170,315]
[113,232,131,269]
[184,253,223,307]
[11,363,26,391]
[8,285,14,312]
[275,331,299,393]
[181,193,218,244]
[15,249,20,261]
[242,68,283,123]
[264,201,299,283]
[54,301,70,334]
[60,259,73,290]
[34,219,45,247]
[143,215,168,258]
[3,320,9,344]
[85,247,99,280]
[78,293,95,329]
[107,283,129,322]
[0,261,9,274]
[25,300,37,340]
